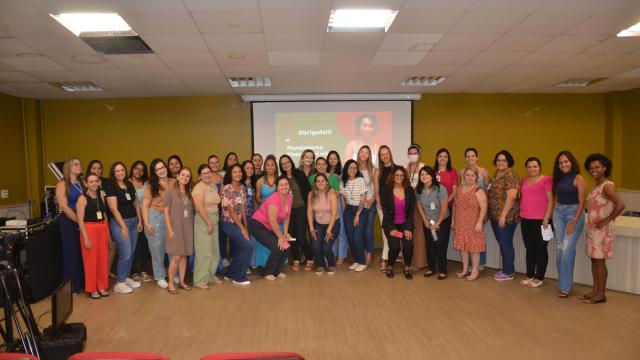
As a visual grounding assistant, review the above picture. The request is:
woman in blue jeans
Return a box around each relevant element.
[220,164,254,285]
[487,150,521,281]
[105,162,143,294]
[552,151,587,298]
[340,160,369,272]
[307,173,340,275]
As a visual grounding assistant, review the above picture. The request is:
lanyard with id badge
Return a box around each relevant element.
[182,195,189,218]
[91,195,103,220]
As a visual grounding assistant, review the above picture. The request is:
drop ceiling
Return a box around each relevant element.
[0,0,639,99]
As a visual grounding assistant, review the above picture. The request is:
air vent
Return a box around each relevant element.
[81,35,153,55]
[50,82,103,92]
[228,77,272,88]
[400,76,446,87]
[554,78,607,87]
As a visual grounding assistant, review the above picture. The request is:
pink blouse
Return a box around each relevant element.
[252,192,293,231]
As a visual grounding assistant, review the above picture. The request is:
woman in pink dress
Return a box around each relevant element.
[452,167,488,281]
[581,154,625,304]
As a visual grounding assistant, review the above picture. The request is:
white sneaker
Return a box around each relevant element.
[233,280,251,286]
[156,279,168,289]
[114,282,132,294]
[223,276,232,282]
[277,273,287,279]
[349,263,359,270]
[354,264,368,272]
[125,277,141,288]
[222,259,230,267]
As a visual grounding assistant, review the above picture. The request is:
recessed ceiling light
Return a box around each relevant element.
[50,13,136,37]
[228,77,271,88]
[554,78,607,87]
[229,54,245,60]
[327,9,398,32]
[617,21,640,37]
[400,76,446,87]
[51,82,104,92]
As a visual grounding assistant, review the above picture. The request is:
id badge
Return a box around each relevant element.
[125,193,131,201]
[430,202,436,210]
[96,211,103,220]
[183,209,189,218]
[100,190,106,197]
[436,175,441,182]
[486,183,492,191]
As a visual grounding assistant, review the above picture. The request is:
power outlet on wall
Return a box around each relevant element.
[0,189,9,199]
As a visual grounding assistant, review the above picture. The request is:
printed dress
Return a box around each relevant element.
[586,181,615,259]
[453,185,485,252]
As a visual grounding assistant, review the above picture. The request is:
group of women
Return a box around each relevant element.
[55,145,625,304]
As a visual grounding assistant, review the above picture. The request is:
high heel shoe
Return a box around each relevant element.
[404,270,413,280]
[386,270,394,278]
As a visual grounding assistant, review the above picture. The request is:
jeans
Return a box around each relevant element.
[553,204,585,293]
[364,201,377,253]
[425,215,452,274]
[109,217,139,283]
[220,221,254,282]
[145,209,166,281]
[248,218,288,276]
[344,204,368,264]
[312,220,340,268]
[332,199,349,259]
[490,219,518,275]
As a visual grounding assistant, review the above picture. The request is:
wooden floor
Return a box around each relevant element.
[32,256,640,360]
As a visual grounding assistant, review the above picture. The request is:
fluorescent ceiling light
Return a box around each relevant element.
[327,9,398,32]
[228,77,272,88]
[401,76,446,87]
[51,82,104,92]
[50,13,135,37]
[241,93,421,102]
[554,78,607,87]
[617,21,640,37]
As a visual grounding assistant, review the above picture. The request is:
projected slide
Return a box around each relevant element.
[253,101,412,166]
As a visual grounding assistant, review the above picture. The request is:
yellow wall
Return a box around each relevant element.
[413,94,606,186]
[41,96,251,184]
[0,93,27,206]
[616,88,640,190]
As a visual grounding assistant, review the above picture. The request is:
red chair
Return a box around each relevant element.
[200,353,305,360]
[0,354,38,360]
[69,353,169,360]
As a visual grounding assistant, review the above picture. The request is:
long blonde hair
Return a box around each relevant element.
[62,157,82,198]
[357,145,374,176]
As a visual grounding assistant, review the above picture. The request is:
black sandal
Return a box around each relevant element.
[424,270,434,277]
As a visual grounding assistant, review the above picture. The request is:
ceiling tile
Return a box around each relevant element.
[496,65,550,79]
[402,0,476,11]
[389,11,463,33]
[212,51,268,67]
[536,35,602,52]
[0,71,39,82]
[28,70,85,82]
[0,14,71,37]
[0,0,42,15]
[109,0,187,13]
[259,0,331,11]
[486,35,551,51]
[585,37,640,53]
[142,35,209,53]
[74,69,133,84]
[515,52,577,66]
[433,34,499,52]
[105,54,167,69]
[187,82,233,96]
[332,0,405,9]
[121,12,199,35]
[173,67,225,82]
[219,66,270,77]
[0,39,36,57]
[558,52,625,68]
[378,33,443,51]
[52,55,116,70]
[203,33,265,52]
[183,0,258,12]
[411,65,463,76]
[469,0,544,13]
[192,12,262,34]
[454,64,504,77]
[268,51,320,65]
[468,51,528,65]
[158,52,218,68]
[0,83,31,97]
[566,12,640,36]
[537,0,635,16]
[418,51,478,65]
[0,56,66,71]
[508,13,591,35]
[4,81,71,98]
[617,67,640,78]
[320,51,376,65]
[370,51,427,66]
[34,0,114,13]
[260,11,328,33]
[19,37,96,57]
[449,12,529,35]
[323,33,385,51]
[265,33,324,51]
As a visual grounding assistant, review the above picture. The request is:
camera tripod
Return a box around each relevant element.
[0,265,40,358]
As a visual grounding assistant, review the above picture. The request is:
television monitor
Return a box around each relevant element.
[51,277,72,335]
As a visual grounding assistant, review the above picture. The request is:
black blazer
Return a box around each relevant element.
[291,169,311,206]
[380,186,416,234]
